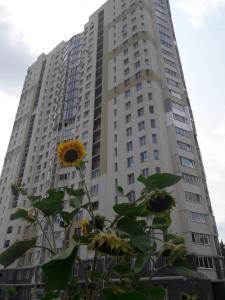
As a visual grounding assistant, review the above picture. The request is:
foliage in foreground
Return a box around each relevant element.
[0,161,203,299]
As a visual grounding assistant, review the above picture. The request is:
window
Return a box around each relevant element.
[127,141,133,151]
[196,256,214,269]
[135,71,141,80]
[149,106,154,114]
[126,127,132,137]
[6,226,13,234]
[138,121,145,131]
[141,168,149,178]
[82,131,88,140]
[185,191,202,204]
[83,110,89,118]
[135,61,141,68]
[137,108,144,117]
[169,89,182,99]
[54,231,64,240]
[175,127,190,137]
[192,233,210,245]
[148,92,152,100]
[124,68,130,75]
[124,48,128,56]
[136,83,142,91]
[125,101,131,110]
[164,57,176,67]
[128,191,136,202]
[127,156,134,168]
[4,240,10,247]
[124,78,130,86]
[173,113,187,123]
[137,95,143,104]
[152,134,157,144]
[167,78,179,87]
[92,201,99,211]
[153,150,159,160]
[180,157,195,168]
[172,102,184,111]
[133,41,139,49]
[165,68,177,77]
[125,89,130,97]
[189,211,206,223]
[90,184,99,196]
[128,173,135,185]
[140,151,148,162]
[134,51,139,58]
[177,141,192,151]
[150,119,156,128]
[124,58,129,65]
[139,136,146,146]
[155,167,161,174]
[183,173,199,185]
[126,114,131,123]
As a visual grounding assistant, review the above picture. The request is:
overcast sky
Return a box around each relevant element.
[0,0,225,240]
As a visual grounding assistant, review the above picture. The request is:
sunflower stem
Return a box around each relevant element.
[35,211,55,255]
[79,169,96,231]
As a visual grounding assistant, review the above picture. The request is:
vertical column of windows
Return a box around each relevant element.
[91,10,104,178]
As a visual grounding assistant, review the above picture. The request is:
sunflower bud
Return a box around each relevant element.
[94,215,105,231]
[144,189,175,215]
[27,208,36,220]
[81,219,90,236]
[88,233,132,256]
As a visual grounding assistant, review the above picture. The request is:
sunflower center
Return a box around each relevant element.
[150,196,171,212]
[64,149,78,163]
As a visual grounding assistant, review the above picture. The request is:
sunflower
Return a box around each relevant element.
[88,233,132,256]
[57,140,86,167]
[161,239,186,261]
[144,189,175,215]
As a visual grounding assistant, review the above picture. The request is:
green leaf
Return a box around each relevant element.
[113,202,150,217]
[28,195,41,203]
[42,292,59,300]
[134,254,149,273]
[65,187,85,197]
[138,173,181,190]
[116,217,152,252]
[113,264,132,276]
[42,245,78,291]
[11,209,35,223]
[75,160,86,170]
[34,189,64,216]
[102,289,147,300]
[147,287,166,300]
[11,183,27,196]
[11,183,20,197]
[60,209,80,227]
[73,234,90,244]
[0,238,36,267]
[116,186,124,196]
[171,266,206,279]
[150,213,172,230]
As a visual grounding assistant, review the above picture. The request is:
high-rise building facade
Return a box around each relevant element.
[0,0,224,298]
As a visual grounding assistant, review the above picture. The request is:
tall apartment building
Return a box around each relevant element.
[0,0,224,298]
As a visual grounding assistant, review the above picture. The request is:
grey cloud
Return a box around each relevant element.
[0,5,35,96]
